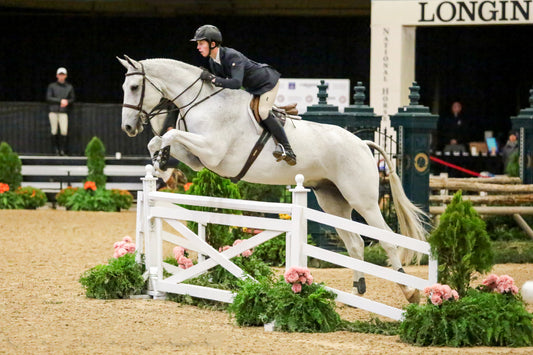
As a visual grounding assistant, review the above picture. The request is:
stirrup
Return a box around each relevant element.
[273,143,287,162]
[273,143,296,166]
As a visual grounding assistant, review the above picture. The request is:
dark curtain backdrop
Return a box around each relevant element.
[1,10,533,147]
[0,12,371,104]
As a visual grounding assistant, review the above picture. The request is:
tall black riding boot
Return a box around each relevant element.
[262,113,297,166]
[51,134,60,155]
[59,135,68,156]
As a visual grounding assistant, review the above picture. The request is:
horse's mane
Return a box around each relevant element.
[140,58,200,72]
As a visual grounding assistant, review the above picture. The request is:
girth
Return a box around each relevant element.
[230,98,297,183]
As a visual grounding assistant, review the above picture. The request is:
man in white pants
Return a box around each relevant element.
[46,67,75,155]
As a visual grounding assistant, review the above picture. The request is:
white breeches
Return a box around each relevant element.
[49,112,69,136]
[258,81,279,119]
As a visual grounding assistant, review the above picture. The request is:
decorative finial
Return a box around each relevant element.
[317,80,328,105]
[409,82,421,106]
[353,81,366,106]
[145,164,154,178]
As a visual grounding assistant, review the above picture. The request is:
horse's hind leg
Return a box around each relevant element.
[336,181,420,304]
[354,204,420,303]
[312,181,367,295]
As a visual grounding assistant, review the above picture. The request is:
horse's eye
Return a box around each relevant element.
[131,85,139,91]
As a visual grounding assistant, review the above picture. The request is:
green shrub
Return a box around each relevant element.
[65,187,117,211]
[185,169,242,249]
[484,215,532,241]
[0,142,22,190]
[110,189,133,211]
[253,234,287,266]
[237,180,288,203]
[229,276,341,333]
[55,187,79,206]
[0,189,24,209]
[79,253,145,299]
[428,191,493,296]
[400,288,533,347]
[15,186,47,209]
[85,137,107,188]
[493,241,533,263]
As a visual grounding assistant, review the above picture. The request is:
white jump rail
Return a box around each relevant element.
[137,165,438,320]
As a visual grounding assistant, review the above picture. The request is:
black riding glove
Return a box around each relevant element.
[200,70,215,82]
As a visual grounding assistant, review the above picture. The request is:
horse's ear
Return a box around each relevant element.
[117,56,130,70]
[123,54,139,69]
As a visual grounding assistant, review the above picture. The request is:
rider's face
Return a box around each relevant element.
[196,40,210,57]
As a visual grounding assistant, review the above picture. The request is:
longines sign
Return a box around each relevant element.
[371,0,533,25]
[419,0,531,23]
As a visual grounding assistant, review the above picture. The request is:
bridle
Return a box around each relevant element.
[122,61,223,131]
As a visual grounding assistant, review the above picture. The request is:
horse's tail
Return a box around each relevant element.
[364,140,429,265]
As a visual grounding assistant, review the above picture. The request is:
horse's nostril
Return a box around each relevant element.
[125,125,133,132]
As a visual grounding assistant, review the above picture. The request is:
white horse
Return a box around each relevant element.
[118,55,426,303]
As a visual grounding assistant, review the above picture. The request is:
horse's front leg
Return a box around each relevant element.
[161,129,226,169]
[149,135,204,174]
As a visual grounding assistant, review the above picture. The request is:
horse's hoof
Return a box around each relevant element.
[406,289,421,304]
[353,278,366,295]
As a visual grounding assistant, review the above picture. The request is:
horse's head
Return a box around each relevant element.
[117,55,164,137]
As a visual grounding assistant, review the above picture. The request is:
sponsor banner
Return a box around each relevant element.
[372,0,533,26]
[275,78,351,114]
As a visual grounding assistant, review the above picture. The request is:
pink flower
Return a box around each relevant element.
[284,270,299,284]
[241,249,253,258]
[233,239,242,246]
[299,276,307,284]
[451,290,459,300]
[219,245,231,252]
[496,275,515,294]
[124,243,136,253]
[441,284,452,300]
[306,275,313,285]
[123,236,132,243]
[115,248,127,258]
[291,283,302,293]
[510,285,519,295]
[482,274,499,289]
[431,293,443,306]
[173,246,185,259]
[177,255,193,269]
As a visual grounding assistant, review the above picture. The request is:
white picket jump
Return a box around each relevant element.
[137,165,438,320]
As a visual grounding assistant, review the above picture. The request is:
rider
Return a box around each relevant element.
[190,24,297,166]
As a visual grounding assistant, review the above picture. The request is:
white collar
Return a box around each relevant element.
[213,48,221,65]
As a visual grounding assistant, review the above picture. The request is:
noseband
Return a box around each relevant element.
[122,62,223,128]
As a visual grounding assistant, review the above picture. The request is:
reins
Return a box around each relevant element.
[122,61,224,134]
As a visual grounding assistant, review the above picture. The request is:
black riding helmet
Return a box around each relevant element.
[190,25,222,49]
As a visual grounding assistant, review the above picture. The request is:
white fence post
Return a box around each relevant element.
[142,165,164,298]
[287,174,310,269]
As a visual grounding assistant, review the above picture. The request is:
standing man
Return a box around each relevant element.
[46,67,75,155]
[190,24,296,165]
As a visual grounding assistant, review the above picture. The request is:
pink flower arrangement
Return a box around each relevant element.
[423,283,459,306]
[113,235,136,258]
[284,266,314,293]
[173,246,193,269]
[481,274,519,295]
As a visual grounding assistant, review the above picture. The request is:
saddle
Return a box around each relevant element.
[249,96,300,127]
